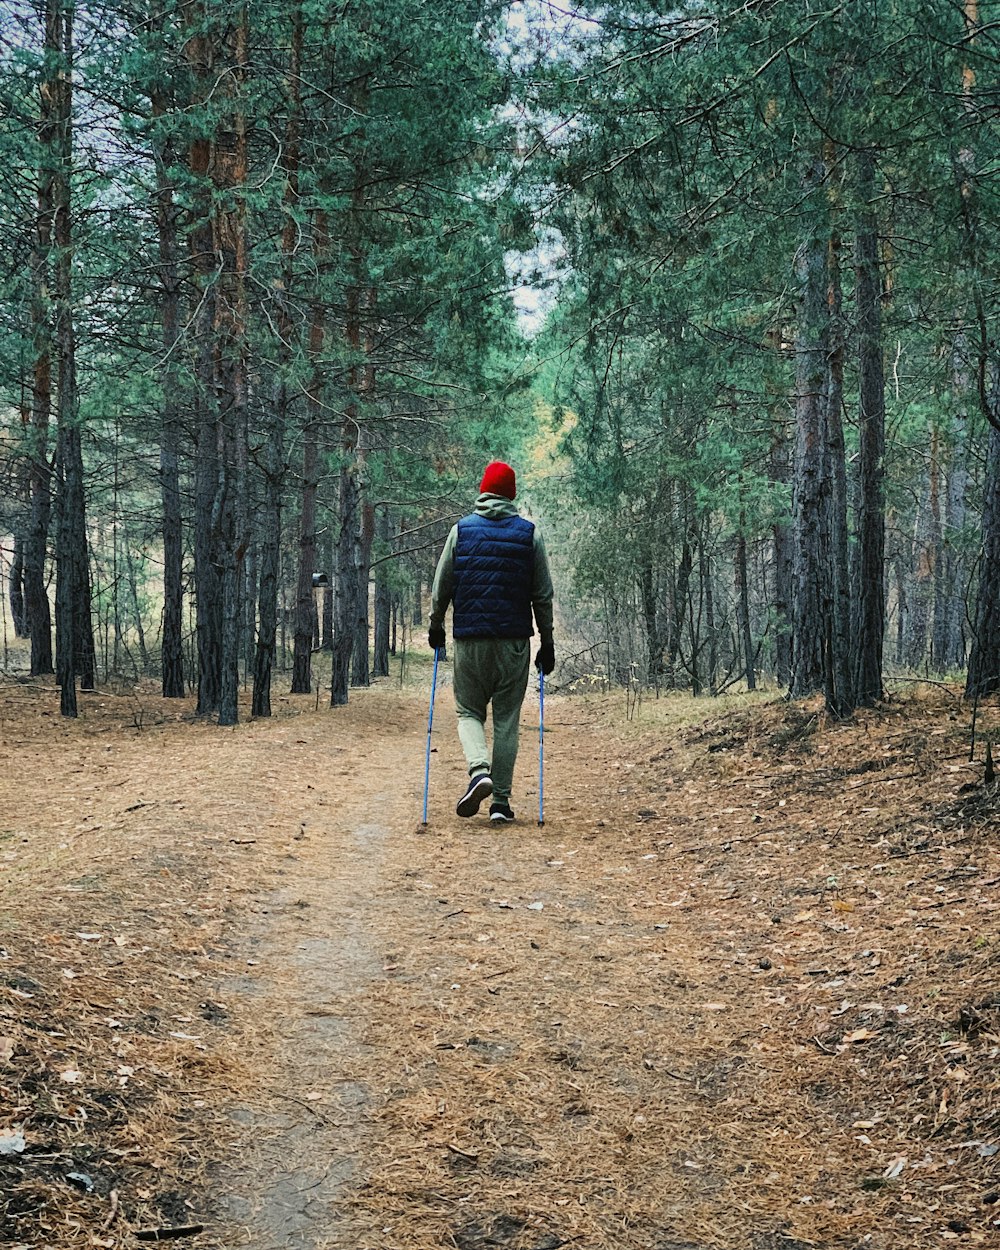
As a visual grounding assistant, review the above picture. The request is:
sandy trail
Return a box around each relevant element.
[209,677,560,1249]
[3,677,998,1250]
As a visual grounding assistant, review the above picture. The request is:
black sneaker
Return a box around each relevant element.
[456,772,493,817]
[489,801,515,824]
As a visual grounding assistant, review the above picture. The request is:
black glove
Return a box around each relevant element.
[535,640,555,676]
[428,624,446,653]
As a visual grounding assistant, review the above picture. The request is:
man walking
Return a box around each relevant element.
[428,461,555,822]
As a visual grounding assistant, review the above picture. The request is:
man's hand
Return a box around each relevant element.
[535,640,555,676]
[428,624,446,653]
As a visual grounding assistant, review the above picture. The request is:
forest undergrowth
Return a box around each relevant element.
[1,674,999,1249]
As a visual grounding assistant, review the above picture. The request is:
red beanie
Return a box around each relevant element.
[480,461,516,499]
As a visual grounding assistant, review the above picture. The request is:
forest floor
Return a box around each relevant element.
[2,661,999,1250]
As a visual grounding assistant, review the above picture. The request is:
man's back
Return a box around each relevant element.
[426,460,555,822]
[453,508,536,639]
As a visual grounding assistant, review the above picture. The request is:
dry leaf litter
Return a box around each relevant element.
[1,672,998,1250]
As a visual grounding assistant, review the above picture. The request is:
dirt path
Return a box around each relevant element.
[206,706,436,1249]
[3,678,999,1250]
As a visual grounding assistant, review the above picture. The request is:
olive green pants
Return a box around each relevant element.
[452,637,531,803]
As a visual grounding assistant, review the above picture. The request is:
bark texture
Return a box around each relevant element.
[212,8,250,727]
[187,8,221,716]
[291,206,325,694]
[50,0,94,714]
[790,156,829,698]
[152,73,185,698]
[966,420,1000,699]
[252,2,300,716]
[25,0,58,676]
[851,150,886,705]
[373,508,391,678]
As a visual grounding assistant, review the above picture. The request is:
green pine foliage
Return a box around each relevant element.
[513,0,1000,693]
[2,0,999,701]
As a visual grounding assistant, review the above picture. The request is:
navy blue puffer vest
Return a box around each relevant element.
[452,513,536,639]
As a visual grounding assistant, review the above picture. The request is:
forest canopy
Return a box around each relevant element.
[2,0,1000,719]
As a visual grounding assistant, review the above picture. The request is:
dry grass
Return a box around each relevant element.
[2,672,999,1249]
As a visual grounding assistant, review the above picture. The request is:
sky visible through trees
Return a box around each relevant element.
[1,0,1000,721]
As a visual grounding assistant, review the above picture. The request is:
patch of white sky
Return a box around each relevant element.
[493,2,706,335]
[1,0,146,199]
[0,0,33,54]
[495,1,604,335]
[1,0,150,349]
[0,0,670,338]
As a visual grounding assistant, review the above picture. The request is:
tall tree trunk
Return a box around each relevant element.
[851,148,886,705]
[373,507,391,678]
[331,181,366,704]
[244,541,257,681]
[332,271,366,702]
[734,513,755,692]
[187,6,222,716]
[955,0,1000,696]
[935,61,975,676]
[790,154,829,698]
[213,5,250,727]
[936,335,970,671]
[699,533,718,695]
[935,5,976,674]
[331,75,374,705]
[25,5,57,676]
[824,217,853,716]
[928,427,950,673]
[50,0,93,714]
[351,289,377,688]
[50,0,74,713]
[939,471,968,671]
[291,208,326,693]
[10,529,26,638]
[54,443,76,716]
[151,73,185,697]
[252,2,300,717]
[966,414,1000,699]
[252,413,283,717]
[663,489,693,685]
[687,550,701,698]
[907,444,936,671]
[662,535,693,684]
[10,397,30,638]
[123,535,149,672]
[351,497,374,687]
[411,569,422,626]
[193,401,222,714]
[320,528,334,649]
[769,424,792,687]
[331,463,359,707]
[893,546,907,667]
[638,552,659,684]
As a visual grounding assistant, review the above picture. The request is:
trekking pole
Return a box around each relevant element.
[421,647,441,827]
[538,667,545,827]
